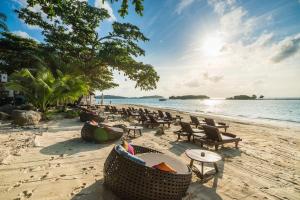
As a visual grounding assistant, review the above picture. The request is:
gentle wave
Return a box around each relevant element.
[257,117,300,124]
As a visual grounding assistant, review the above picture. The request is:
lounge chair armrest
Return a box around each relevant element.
[174,129,182,134]
[218,122,226,126]
[221,132,236,138]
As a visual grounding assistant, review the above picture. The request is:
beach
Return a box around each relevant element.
[0,105,299,200]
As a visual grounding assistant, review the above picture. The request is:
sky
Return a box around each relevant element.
[1,0,300,98]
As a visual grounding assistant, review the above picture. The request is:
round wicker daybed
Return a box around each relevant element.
[104,145,192,200]
[79,111,104,123]
[81,122,123,143]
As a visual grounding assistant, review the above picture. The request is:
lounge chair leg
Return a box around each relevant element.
[213,163,219,173]
[215,145,219,151]
[225,127,227,132]
[177,134,180,141]
[235,141,239,149]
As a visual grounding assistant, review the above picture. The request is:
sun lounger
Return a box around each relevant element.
[158,110,167,120]
[148,115,171,128]
[190,116,206,128]
[176,122,205,141]
[138,113,150,125]
[204,118,229,132]
[165,112,182,122]
[200,125,242,150]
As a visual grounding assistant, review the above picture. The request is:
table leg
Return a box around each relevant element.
[214,162,219,173]
[127,129,130,137]
[189,159,194,168]
[134,130,136,138]
[201,162,204,175]
[139,129,142,136]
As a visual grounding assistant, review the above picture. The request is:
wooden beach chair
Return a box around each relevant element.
[200,125,242,150]
[127,109,140,118]
[148,115,171,128]
[204,118,229,132]
[158,110,167,120]
[165,112,182,122]
[176,122,205,142]
[190,116,206,128]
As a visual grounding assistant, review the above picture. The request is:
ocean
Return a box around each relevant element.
[97,98,300,126]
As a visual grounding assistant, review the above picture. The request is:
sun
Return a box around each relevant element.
[201,34,224,57]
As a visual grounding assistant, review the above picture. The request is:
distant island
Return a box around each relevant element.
[95,95,164,99]
[226,95,264,100]
[138,95,164,99]
[169,95,210,100]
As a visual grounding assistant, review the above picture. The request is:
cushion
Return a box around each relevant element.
[122,141,135,155]
[152,162,177,173]
[116,145,145,165]
[89,120,98,126]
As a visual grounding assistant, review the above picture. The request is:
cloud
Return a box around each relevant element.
[12,31,37,41]
[271,34,300,63]
[203,72,223,83]
[185,79,201,88]
[94,0,116,21]
[175,0,195,14]
[208,0,236,15]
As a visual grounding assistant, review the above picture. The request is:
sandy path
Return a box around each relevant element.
[0,106,299,200]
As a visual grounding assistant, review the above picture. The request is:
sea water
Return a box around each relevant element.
[97,98,300,126]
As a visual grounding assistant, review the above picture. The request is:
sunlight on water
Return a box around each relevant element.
[97,98,300,125]
[203,99,223,107]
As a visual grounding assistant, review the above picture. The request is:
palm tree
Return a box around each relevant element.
[6,68,89,112]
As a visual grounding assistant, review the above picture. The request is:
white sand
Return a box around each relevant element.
[0,106,299,200]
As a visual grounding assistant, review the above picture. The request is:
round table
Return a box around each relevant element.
[126,126,143,138]
[185,149,221,179]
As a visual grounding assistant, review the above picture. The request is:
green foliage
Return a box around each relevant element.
[64,109,79,119]
[6,68,89,112]
[0,12,8,32]
[26,0,144,18]
[15,0,159,91]
[0,32,43,74]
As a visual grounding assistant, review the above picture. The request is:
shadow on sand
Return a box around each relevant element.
[71,178,222,200]
[40,138,120,156]
[168,139,242,159]
[186,179,223,199]
[71,179,119,200]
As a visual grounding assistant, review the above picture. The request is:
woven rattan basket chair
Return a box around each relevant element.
[104,145,192,200]
[81,122,123,143]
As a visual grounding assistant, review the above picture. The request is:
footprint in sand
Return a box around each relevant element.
[69,183,87,197]
[22,190,32,198]
[40,172,49,180]
[15,190,33,199]
[7,181,22,191]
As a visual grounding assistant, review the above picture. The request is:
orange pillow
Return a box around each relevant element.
[90,120,98,126]
[152,162,177,173]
